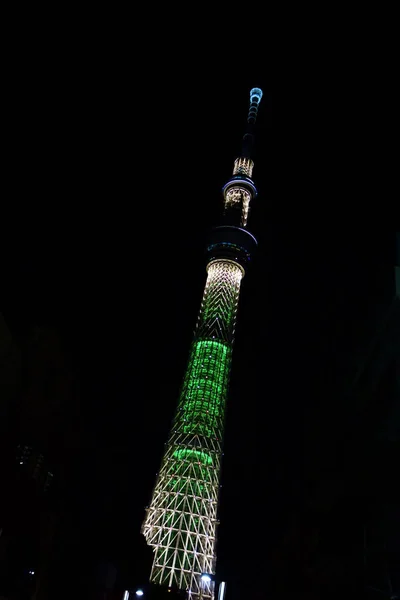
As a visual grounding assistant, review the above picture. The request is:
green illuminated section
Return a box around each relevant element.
[173,448,213,465]
[169,448,213,494]
[168,451,212,494]
[178,339,231,439]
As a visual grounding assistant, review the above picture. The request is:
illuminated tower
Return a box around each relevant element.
[142,88,263,600]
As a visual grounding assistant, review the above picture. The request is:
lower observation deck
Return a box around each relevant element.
[206,226,258,271]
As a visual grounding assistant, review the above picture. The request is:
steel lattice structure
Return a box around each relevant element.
[142,88,263,600]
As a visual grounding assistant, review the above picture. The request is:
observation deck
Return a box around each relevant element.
[206,225,258,271]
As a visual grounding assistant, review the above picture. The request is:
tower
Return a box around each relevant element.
[142,88,264,599]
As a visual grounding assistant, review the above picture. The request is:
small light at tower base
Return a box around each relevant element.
[218,581,226,600]
[135,590,144,597]
[201,573,212,583]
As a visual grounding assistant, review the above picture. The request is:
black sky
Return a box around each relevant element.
[2,53,398,597]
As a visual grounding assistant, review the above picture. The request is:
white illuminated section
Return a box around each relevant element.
[218,581,226,600]
[233,157,254,178]
[206,259,244,281]
[226,157,257,227]
[135,591,144,598]
[224,186,251,227]
[123,592,129,600]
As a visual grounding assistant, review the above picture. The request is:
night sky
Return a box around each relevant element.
[2,56,398,597]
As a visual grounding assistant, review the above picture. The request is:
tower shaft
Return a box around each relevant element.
[143,260,242,599]
[142,88,263,600]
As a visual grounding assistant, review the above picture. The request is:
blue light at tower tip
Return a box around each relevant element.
[250,88,263,104]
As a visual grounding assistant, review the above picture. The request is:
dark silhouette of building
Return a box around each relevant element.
[269,233,400,598]
[0,314,22,598]
[0,323,84,599]
[361,233,400,598]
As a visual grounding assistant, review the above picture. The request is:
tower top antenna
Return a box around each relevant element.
[241,87,263,158]
[248,88,263,124]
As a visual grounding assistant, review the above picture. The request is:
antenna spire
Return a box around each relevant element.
[241,87,263,158]
[248,88,263,124]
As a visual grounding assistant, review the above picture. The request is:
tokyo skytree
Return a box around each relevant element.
[142,87,264,599]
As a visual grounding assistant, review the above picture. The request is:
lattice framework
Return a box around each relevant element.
[143,260,243,599]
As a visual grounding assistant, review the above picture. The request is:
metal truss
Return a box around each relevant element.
[196,261,243,345]
[142,260,243,599]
